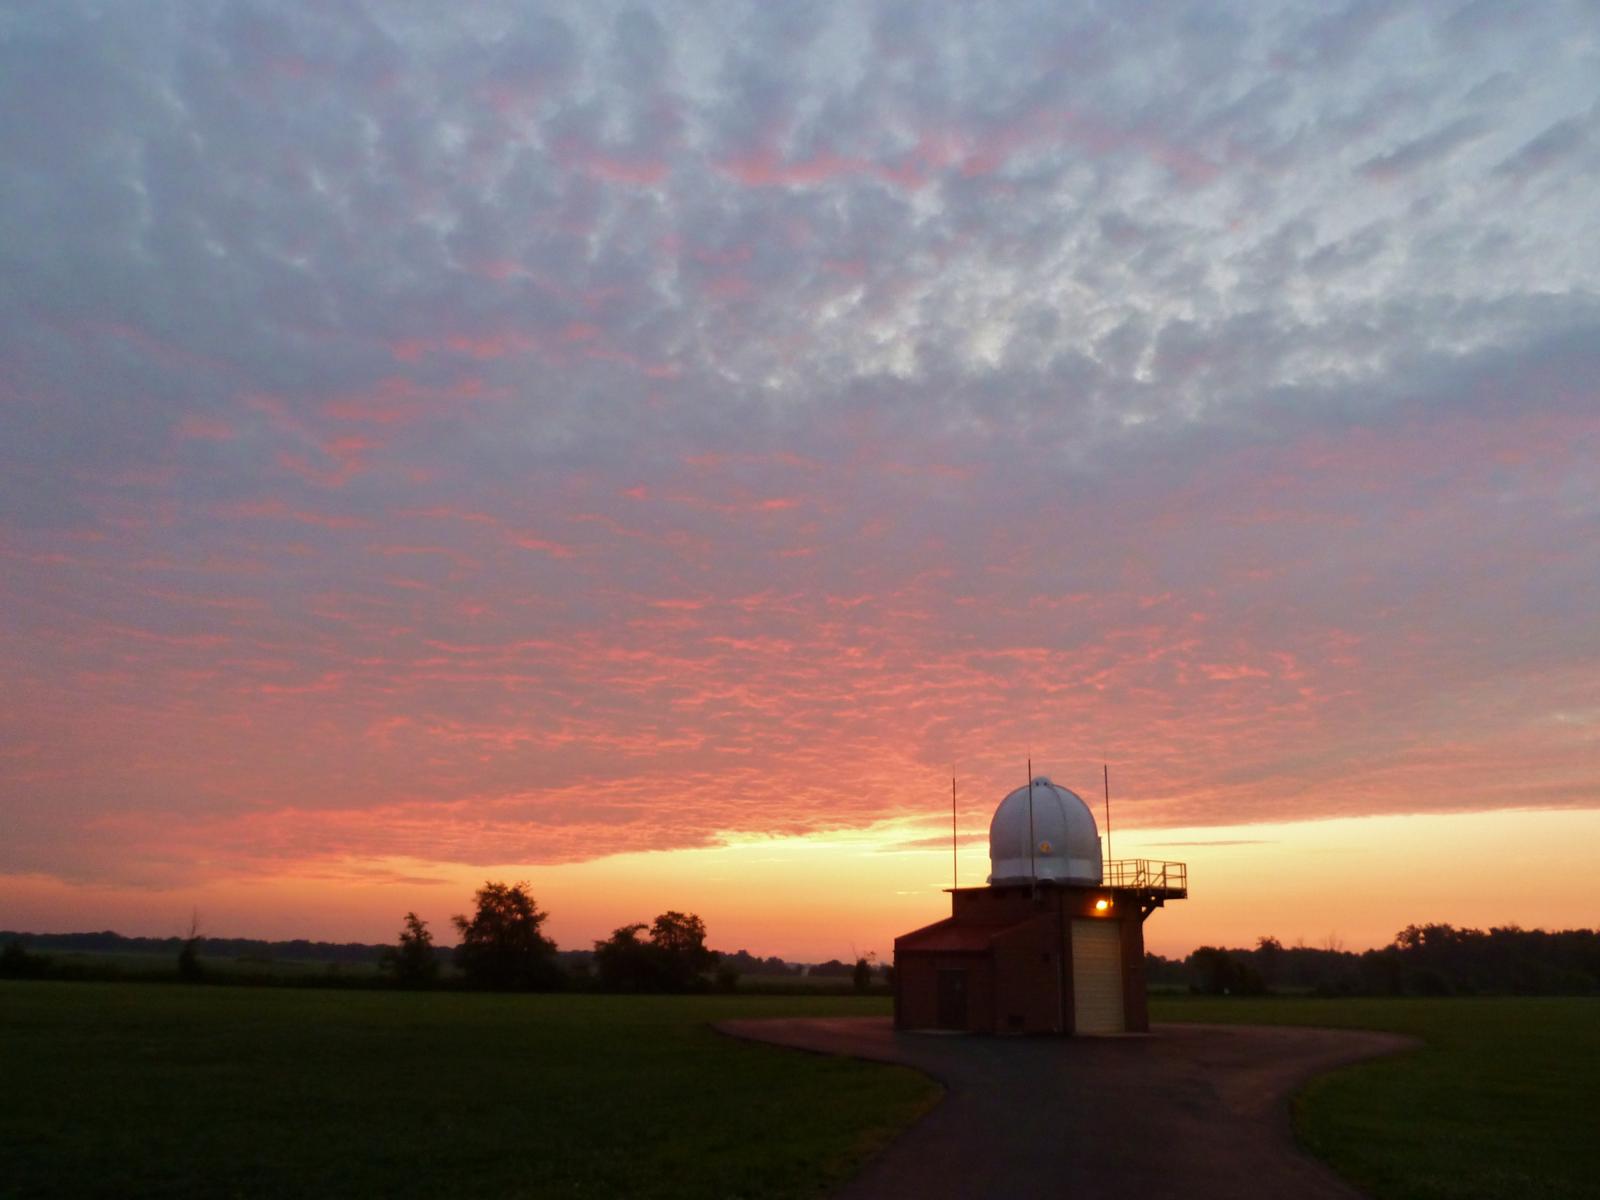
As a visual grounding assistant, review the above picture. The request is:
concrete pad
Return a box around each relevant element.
[716,1016,1416,1200]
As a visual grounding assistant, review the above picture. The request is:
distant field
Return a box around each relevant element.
[1154,995,1600,1200]
[17,949,876,992]
[0,982,935,1199]
[18,949,392,980]
[732,973,888,995]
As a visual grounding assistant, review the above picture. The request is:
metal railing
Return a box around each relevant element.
[1103,859,1187,893]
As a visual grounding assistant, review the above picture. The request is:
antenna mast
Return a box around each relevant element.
[951,775,958,890]
[1027,757,1036,895]
[1103,763,1113,870]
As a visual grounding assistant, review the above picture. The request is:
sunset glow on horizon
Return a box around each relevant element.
[3,3,1598,959]
[4,805,1597,962]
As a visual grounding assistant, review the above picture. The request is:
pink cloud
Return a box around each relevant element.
[550,136,671,187]
[508,533,576,558]
[220,499,370,529]
[174,415,237,442]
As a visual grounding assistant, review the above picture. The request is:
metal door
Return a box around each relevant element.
[935,968,968,1029]
[1071,919,1125,1034]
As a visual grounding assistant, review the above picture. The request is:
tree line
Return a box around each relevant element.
[0,929,395,965]
[389,881,883,993]
[0,881,885,994]
[1147,924,1600,997]
[9,910,1595,998]
[0,881,879,992]
[378,881,725,992]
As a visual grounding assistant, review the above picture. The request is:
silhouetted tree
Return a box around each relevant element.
[1385,923,1598,996]
[649,911,717,990]
[1407,966,1453,996]
[0,939,48,978]
[592,911,718,992]
[592,922,653,991]
[452,882,560,991]
[382,912,438,987]
[1188,946,1265,995]
[852,955,873,993]
[177,912,205,982]
[1253,935,1283,987]
[718,949,798,976]
[1359,945,1405,995]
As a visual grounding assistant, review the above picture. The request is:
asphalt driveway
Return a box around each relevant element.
[716,1017,1414,1200]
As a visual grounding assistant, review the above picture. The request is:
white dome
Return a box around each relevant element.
[988,776,1102,885]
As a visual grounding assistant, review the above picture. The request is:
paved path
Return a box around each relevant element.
[716,1017,1415,1200]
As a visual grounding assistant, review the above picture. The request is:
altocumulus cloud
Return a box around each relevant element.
[1,1,1597,887]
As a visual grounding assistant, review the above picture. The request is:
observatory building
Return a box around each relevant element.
[893,777,1186,1035]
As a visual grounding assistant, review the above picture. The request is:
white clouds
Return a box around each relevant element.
[9,0,1596,451]
[1,0,1597,884]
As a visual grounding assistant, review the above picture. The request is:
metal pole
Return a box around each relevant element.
[1103,763,1112,873]
[1027,757,1036,894]
[951,775,958,890]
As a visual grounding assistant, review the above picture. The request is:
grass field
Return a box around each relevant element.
[0,982,935,1199]
[7,983,1594,1199]
[1153,995,1600,1200]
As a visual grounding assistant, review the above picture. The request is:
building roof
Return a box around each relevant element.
[896,921,1001,953]
[897,910,1056,953]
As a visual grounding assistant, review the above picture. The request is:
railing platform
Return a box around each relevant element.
[1103,858,1187,898]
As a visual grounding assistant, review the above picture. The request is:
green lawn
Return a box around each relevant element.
[0,982,936,1199]
[1153,995,1600,1200]
[10,984,1591,1199]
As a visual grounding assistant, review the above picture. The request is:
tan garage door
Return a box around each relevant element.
[1071,919,1124,1034]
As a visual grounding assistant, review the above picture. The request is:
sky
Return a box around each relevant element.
[2,1,1598,960]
